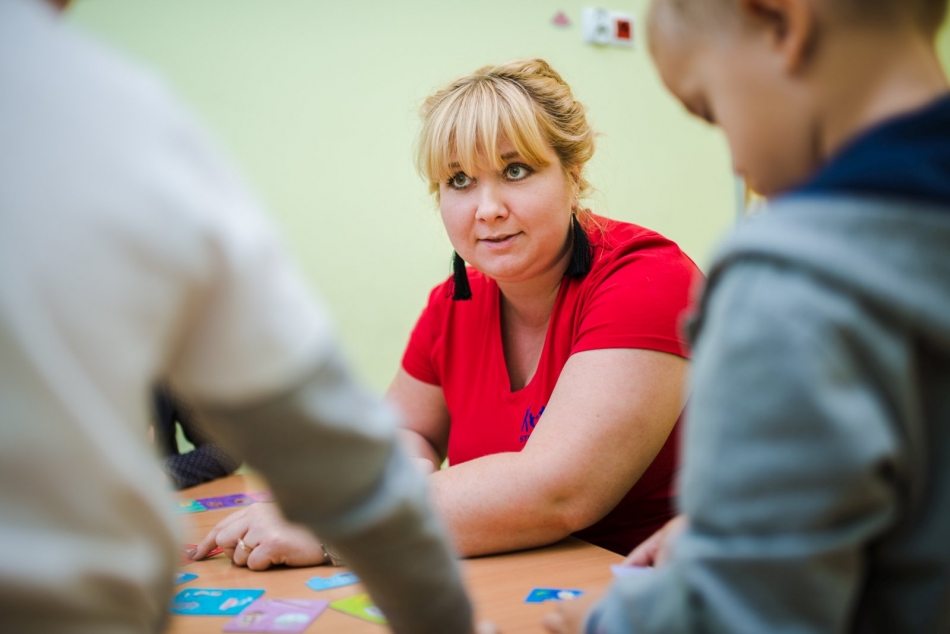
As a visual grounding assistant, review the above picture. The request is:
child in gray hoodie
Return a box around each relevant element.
[545,0,950,632]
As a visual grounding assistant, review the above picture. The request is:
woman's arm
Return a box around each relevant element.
[199,348,685,566]
[390,348,687,557]
[387,369,450,473]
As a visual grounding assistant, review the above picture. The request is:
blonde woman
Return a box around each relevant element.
[196,59,701,567]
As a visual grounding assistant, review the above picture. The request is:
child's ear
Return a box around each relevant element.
[738,0,816,73]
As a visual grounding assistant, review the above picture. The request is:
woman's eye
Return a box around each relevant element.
[505,164,533,181]
[447,172,473,190]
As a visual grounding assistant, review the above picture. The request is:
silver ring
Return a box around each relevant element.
[237,538,252,552]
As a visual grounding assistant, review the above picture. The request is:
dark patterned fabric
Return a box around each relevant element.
[152,388,241,490]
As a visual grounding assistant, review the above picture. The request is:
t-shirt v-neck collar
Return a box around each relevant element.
[491,280,566,399]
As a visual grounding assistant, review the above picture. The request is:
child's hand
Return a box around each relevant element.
[624,514,688,568]
[542,591,602,634]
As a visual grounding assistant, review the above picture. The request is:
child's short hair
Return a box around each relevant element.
[657,0,948,37]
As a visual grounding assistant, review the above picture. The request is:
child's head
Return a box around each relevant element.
[647,0,948,196]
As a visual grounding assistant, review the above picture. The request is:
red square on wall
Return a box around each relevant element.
[615,19,631,40]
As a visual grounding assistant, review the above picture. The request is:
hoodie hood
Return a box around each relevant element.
[702,200,950,350]
[794,94,950,208]
[697,95,950,350]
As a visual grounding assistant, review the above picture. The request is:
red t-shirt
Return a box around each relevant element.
[401,217,702,554]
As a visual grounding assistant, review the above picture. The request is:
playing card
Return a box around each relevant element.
[170,588,265,616]
[181,544,223,565]
[195,493,255,510]
[174,572,198,585]
[610,564,654,578]
[305,572,359,591]
[329,593,387,624]
[223,598,329,632]
[524,588,585,603]
[248,490,274,503]
[173,499,206,514]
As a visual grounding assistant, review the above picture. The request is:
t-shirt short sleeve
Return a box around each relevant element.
[572,240,700,359]
[401,282,450,386]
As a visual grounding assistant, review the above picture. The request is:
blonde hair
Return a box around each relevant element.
[416,59,596,211]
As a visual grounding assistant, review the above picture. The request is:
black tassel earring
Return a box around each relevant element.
[565,214,593,277]
[451,251,473,301]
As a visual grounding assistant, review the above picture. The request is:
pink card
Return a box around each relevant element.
[223,598,330,632]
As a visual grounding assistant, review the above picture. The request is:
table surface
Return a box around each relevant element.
[168,474,621,633]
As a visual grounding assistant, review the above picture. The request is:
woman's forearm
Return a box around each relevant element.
[399,429,443,469]
[427,452,587,557]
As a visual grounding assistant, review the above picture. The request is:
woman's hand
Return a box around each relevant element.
[624,514,688,568]
[193,503,327,570]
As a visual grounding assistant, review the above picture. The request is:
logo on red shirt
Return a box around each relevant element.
[520,405,546,443]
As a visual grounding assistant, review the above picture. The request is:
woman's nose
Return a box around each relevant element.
[474,183,508,221]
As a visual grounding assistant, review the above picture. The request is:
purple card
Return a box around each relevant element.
[248,490,274,503]
[223,598,330,632]
[195,493,255,510]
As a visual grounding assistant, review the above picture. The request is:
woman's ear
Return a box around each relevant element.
[737,0,817,73]
[566,166,582,204]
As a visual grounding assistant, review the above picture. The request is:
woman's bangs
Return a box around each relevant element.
[424,80,551,187]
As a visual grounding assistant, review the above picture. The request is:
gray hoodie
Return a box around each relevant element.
[587,95,950,633]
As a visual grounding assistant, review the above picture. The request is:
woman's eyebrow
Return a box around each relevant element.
[447,152,520,170]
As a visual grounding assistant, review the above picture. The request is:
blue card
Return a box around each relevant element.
[170,588,265,616]
[305,572,360,591]
[525,588,585,603]
[173,499,206,514]
[173,572,198,585]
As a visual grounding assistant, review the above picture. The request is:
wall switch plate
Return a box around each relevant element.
[582,8,634,47]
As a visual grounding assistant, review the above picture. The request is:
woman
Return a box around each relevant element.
[194,58,700,569]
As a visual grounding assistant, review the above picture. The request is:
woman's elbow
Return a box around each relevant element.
[547,487,609,536]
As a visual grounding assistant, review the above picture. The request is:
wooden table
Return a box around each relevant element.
[168,474,620,633]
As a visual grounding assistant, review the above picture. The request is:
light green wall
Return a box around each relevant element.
[68,0,734,391]
[68,1,950,392]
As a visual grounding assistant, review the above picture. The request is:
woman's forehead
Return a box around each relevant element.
[442,134,554,171]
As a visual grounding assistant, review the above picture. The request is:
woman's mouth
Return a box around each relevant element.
[480,233,520,246]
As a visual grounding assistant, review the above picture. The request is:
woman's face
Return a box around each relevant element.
[439,137,576,287]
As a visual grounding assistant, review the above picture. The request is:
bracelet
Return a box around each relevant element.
[320,541,345,566]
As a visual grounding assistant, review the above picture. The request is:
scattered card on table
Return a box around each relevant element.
[248,490,274,503]
[305,572,359,591]
[611,564,654,579]
[330,593,387,624]
[170,588,265,616]
[195,493,255,510]
[174,499,206,514]
[525,588,585,603]
[181,544,223,565]
[174,572,198,585]
[223,598,329,632]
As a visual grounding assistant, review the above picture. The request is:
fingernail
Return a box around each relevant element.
[185,548,197,558]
